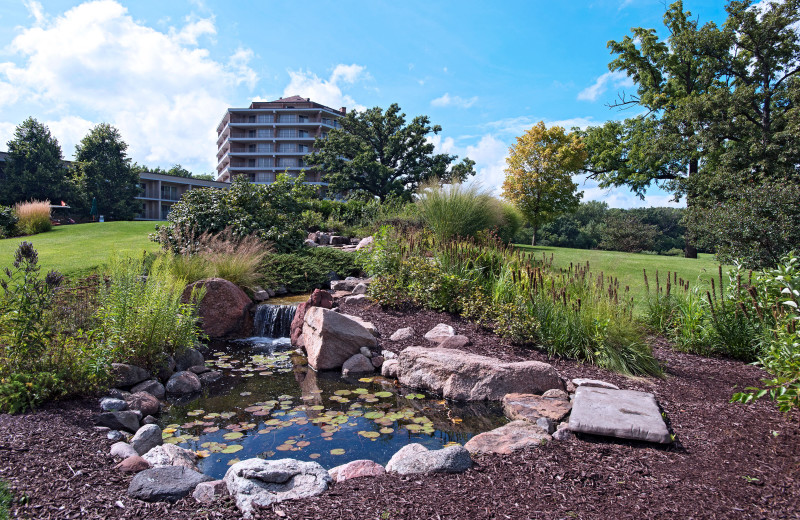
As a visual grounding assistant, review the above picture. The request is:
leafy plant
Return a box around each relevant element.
[261,247,361,294]
[0,372,62,414]
[0,206,18,239]
[0,479,13,520]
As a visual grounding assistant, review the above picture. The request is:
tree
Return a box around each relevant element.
[73,124,139,220]
[598,211,659,253]
[0,117,73,206]
[306,103,475,201]
[502,122,586,246]
[193,173,216,181]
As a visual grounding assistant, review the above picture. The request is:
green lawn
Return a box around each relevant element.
[0,221,160,278]
[514,244,727,313]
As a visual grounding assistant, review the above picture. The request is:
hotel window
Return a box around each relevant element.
[257,128,273,138]
[280,115,297,123]
[256,157,273,167]
[257,114,272,123]
[160,185,179,201]
[278,129,296,138]
[298,144,310,153]
[256,143,273,152]
[298,130,309,138]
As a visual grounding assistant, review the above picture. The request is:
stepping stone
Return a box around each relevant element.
[568,386,672,444]
[572,378,619,390]
[502,393,572,424]
[464,420,551,455]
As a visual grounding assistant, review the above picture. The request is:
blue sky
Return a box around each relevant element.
[0,0,731,207]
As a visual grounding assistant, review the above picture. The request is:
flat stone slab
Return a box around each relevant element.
[569,386,672,444]
[572,378,619,390]
[502,393,572,423]
[128,466,212,502]
[464,420,551,455]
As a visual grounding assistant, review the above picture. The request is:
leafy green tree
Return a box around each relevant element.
[0,117,73,206]
[73,124,139,220]
[306,103,475,201]
[502,122,585,246]
[192,173,216,181]
[599,210,659,253]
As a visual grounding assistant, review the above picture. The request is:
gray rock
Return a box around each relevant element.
[106,388,131,400]
[339,313,379,337]
[267,288,276,298]
[355,236,374,251]
[329,235,348,245]
[423,323,455,344]
[253,289,270,301]
[175,347,205,372]
[572,378,619,390]
[189,365,210,375]
[351,283,368,295]
[386,443,472,475]
[359,346,373,358]
[107,430,126,442]
[224,458,331,517]
[568,386,672,444]
[381,359,399,378]
[143,415,159,425]
[303,239,318,248]
[464,420,551,455]
[110,441,138,459]
[438,335,471,349]
[127,466,212,503]
[130,424,163,456]
[389,327,414,342]
[275,286,288,295]
[131,380,166,400]
[552,426,575,441]
[397,346,564,401]
[302,307,377,370]
[330,277,370,292]
[143,443,199,471]
[381,350,398,359]
[371,355,384,368]
[319,233,331,246]
[343,294,367,304]
[341,353,375,376]
[100,397,128,412]
[542,388,570,400]
[536,417,556,434]
[193,479,227,504]
[111,363,151,388]
[166,371,202,395]
[199,370,223,385]
[95,411,140,433]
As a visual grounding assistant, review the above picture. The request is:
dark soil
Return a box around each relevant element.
[1,299,798,519]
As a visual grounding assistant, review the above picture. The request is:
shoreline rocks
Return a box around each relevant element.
[302,307,377,370]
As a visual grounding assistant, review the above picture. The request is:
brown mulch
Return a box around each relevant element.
[1,299,798,519]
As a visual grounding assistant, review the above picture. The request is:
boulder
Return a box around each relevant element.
[100,397,127,412]
[125,392,160,417]
[307,231,320,243]
[542,389,569,400]
[224,458,331,517]
[319,234,331,246]
[397,347,564,401]
[110,442,139,460]
[111,363,151,388]
[359,346,373,358]
[199,371,223,385]
[131,380,166,400]
[175,347,205,372]
[371,355,385,368]
[302,307,378,370]
[328,459,385,483]
[182,278,252,338]
[568,386,672,444]
[189,365,210,375]
[386,444,472,475]
[330,277,370,292]
[340,314,379,337]
[501,393,572,424]
[107,430,125,442]
[329,235,348,246]
[341,354,375,376]
[130,424,162,456]
[95,411,140,433]
[128,466,212,503]
[381,350,397,360]
[355,236,374,251]
[438,335,472,350]
[464,420,551,455]
[381,359,399,378]
[143,415,159,425]
[572,378,619,390]
[389,327,414,342]
[289,289,334,347]
[423,324,455,344]
[143,443,199,471]
[351,283,368,295]
[106,388,130,400]
[343,294,367,304]
[166,371,201,396]
[115,455,151,473]
[303,239,318,248]
[553,424,576,442]
[193,479,227,504]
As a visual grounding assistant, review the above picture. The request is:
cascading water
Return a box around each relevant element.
[253,304,297,338]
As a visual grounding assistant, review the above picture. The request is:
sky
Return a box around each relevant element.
[0,0,733,207]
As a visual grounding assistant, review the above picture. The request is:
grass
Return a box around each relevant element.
[14,200,52,236]
[514,244,726,314]
[0,221,158,278]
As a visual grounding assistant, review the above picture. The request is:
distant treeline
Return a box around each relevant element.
[515,201,690,256]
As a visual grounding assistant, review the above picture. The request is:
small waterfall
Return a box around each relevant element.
[253,304,297,338]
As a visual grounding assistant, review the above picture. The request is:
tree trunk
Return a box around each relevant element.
[531,226,537,247]
[684,159,698,259]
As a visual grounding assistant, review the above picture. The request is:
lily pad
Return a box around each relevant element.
[223,432,244,440]
[221,444,243,454]
[330,448,346,455]
[374,391,393,398]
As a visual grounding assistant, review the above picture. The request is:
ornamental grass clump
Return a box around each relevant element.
[13,200,51,236]
[416,181,497,241]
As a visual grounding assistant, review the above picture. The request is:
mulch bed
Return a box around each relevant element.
[1,299,798,519]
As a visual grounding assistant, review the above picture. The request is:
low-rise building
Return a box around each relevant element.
[135,171,229,220]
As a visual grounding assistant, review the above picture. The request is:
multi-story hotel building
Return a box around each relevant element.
[215,95,346,185]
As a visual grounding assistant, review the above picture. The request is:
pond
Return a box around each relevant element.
[161,337,508,480]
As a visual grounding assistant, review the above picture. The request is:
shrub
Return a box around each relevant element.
[0,206,18,238]
[13,200,51,236]
[416,181,497,241]
[0,372,62,415]
[261,247,361,294]
[0,479,12,520]
[98,254,205,368]
[598,211,658,253]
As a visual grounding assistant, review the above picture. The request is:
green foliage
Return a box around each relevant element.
[306,103,475,201]
[98,254,205,368]
[261,247,361,294]
[156,174,315,253]
[599,211,658,253]
[0,206,18,239]
[0,372,62,415]
[362,228,661,376]
[73,123,140,221]
[0,479,12,520]
[0,117,74,207]
[416,181,498,241]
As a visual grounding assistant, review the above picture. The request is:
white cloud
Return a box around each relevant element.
[0,0,257,171]
[23,0,45,23]
[283,64,367,111]
[427,134,456,154]
[0,122,16,150]
[576,174,684,208]
[43,115,95,156]
[484,115,597,138]
[431,92,478,109]
[577,71,634,102]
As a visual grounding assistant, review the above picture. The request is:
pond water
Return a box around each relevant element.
[161,338,507,480]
